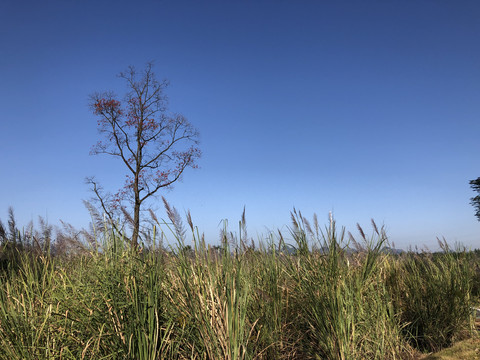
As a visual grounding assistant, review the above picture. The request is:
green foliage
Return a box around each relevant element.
[469,177,480,221]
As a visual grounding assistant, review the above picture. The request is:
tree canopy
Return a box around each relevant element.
[469,177,480,221]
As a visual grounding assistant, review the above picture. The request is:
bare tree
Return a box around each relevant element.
[87,63,200,248]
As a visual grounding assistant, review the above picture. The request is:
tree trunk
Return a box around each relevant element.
[132,199,140,249]
[132,165,141,248]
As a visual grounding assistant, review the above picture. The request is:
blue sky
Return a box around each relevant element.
[0,0,479,250]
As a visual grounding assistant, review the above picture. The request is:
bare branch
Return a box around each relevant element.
[85,177,121,235]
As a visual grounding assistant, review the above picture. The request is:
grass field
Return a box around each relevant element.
[0,207,478,359]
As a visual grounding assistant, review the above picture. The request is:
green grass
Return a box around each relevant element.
[0,207,478,359]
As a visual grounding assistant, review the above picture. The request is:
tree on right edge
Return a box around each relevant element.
[469,177,480,221]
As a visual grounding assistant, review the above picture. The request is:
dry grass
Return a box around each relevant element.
[421,337,480,359]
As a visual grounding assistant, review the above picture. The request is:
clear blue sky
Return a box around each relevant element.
[1,0,479,250]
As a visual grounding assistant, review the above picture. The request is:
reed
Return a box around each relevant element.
[386,240,475,352]
[285,213,407,359]
[0,207,477,359]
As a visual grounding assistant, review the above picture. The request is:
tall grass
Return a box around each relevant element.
[0,206,477,359]
[286,212,406,359]
[386,240,475,352]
